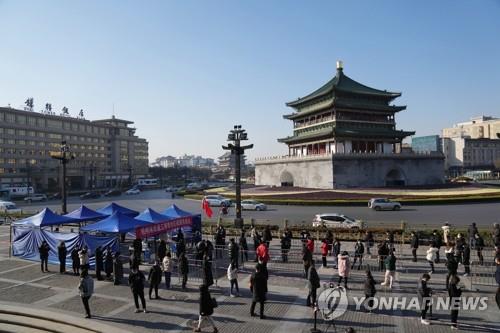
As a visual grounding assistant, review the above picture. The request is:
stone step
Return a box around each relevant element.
[0,313,94,333]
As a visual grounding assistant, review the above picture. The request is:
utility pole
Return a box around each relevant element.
[222,125,253,228]
[50,141,74,214]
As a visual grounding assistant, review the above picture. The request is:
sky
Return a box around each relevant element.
[1,0,500,163]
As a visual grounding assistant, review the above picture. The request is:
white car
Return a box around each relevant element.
[368,198,401,211]
[24,194,48,203]
[312,214,362,229]
[0,201,22,214]
[203,195,232,207]
[241,200,267,211]
[125,188,141,195]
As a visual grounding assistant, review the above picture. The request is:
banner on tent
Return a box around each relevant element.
[136,216,192,238]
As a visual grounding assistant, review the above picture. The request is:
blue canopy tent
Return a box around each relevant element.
[13,208,78,227]
[161,204,193,218]
[161,204,202,245]
[64,205,108,222]
[135,208,172,223]
[80,212,152,234]
[96,203,138,217]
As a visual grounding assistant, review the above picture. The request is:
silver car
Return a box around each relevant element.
[312,214,362,229]
[368,198,402,211]
[241,200,267,211]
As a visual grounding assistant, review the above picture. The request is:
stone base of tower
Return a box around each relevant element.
[255,153,445,189]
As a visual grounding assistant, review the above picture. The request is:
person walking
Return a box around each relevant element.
[128,265,148,313]
[113,252,124,285]
[157,239,167,263]
[179,252,189,290]
[475,233,485,265]
[239,230,249,263]
[468,222,478,249]
[57,241,67,274]
[332,238,341,269]
[39,240,50,273]
[79,246,90,271]
[418,273,432,325]
[426,243,439,274]
[202,253,214,288]
[162,252,173,289]
[94,246,104,281]
[227,262,239,297]
[410,231,419,262]
[78,270,94,319]
[320,238,329,268]
[227,238,239,269]
[351,240,364,270]
[104,247,113,280]
[364,270,376,312]
[445,248,458,290]
[148,260,162,299]
[448,275,462,330]
[193,284,218,333]
[71,246,80,276]
[250,264,268,319]
[338,251,351,289]
[306,260,320,307]
[381,251,396,289]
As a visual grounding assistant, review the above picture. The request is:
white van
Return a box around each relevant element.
[0,201,22,214]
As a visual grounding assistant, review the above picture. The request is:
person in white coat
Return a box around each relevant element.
[426,244,439,274]
[162,252,173,289]
[227,263,239,297]
[442,223,451,245]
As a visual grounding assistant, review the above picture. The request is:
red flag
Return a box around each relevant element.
[202,198,213,218]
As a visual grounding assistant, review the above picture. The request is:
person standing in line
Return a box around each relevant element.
[58,241,67,274]
[337,251,351,289]
[250,264,268,319]
[256,241,270,266]
[104,247,114,280]
[281,229,292,263]
[410,231,419,262]
[179,252,189,290]
[351,240,364,270]
[71,246,80,276]
[386,230,395,252]
[377,241,389,271]
[263,225,272,247]
[128,265,148,313]
[430,230,442,263]
[306,260,320,307]
[320,239,329,268]
[468,222,478,250]
[364,231,374,255]
[442,222,451,245]
[381,251,396,289]
[418,273,432,325]
[426,243,439,274]
[202,253,214,288]
[325,230,334,256]
[79,246,90,271]
[39,240,50,273]
[227,262,239,297]
[78,270,94,319]
[495,255,500,310]
[493,224,500,254]
[332,238,341,269]
[148,260,162,299]
[251,226,261,262]
[239,230,249,263]
[113,252,124,285]
[302,245,313,278]
[94,246,104,281]
[448,274,462,330]
[306,236,315,255]
[475,233,484,266]
[364,270,376,313]
[463,243,471,277]
[157,239,167,263]
[455,234,465,264]
[227,238,239,269]
[445,247,458,290]
[133,238,143,264]
[193,284,218,333]
[162,252,173,289]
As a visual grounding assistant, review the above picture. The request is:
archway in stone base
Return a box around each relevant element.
[280,171,294,187]
[385,169,406,187]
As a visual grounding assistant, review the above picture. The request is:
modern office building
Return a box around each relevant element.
[411,135,442,153]
[0,106,149,191]
[151,155,215,168]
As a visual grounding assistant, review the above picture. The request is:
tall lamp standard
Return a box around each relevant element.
[50,141,74,214]
[222,125,253,228]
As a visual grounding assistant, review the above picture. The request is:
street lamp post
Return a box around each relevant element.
[222,125,253,228]
[50,141,74,214]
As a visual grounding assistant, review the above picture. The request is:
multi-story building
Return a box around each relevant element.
[0,106,148,191]
[151,155,215,169]
[411,135,442,153]
[255,61,444,188]
[442,116,500,139]
[443,137,500,172]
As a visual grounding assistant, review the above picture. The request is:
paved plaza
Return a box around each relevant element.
[0,224,499,332]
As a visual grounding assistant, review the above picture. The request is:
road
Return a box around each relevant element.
[14,189,499,228]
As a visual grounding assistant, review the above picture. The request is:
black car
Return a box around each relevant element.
[104,189,122,197]
[80,192,101,200]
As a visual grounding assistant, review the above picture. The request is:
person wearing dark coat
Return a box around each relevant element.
[493,224,500,250]
[418,273,432,325]
[463,244,471,276]
[176,238,186,259]
[178,252,189,290]
[239,230,249,263]
[176,228,184,242]
[71,247,80,276]
[445,252,458,290]
[332,238,341,268]
[495,255,500,310]
[468,222,478,249]
[475,234,484,265]
[325,230,334,255]
[193,284,218,332]
[57,241,67,274]
[306,261,320,307]
[133,238,142,260]
[39,240,50,272]
[263,225,272,247]
[113,252,124,285]
[430,230,442,263]
[377,241,389,271]
[281,229,292,263]
[128,266,148,313]
[410,232,419,262]
[95,246,104,281]
[157,240,167,263]
[351,240,364,270]
[202,254,214,287]
[364,270,376,312]
[455,234,466,264]
[227,238,239,268]
[148,260,162,299]
[104,247,113,280]
[250,264,268,319]
[302,245,313,278]
[364,231,374,255]
[129,251,140,269]
[448,275,462,329]
[386,231,395,251]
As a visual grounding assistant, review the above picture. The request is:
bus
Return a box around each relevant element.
[136,178,159,187]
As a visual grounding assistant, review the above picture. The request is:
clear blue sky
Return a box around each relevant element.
[1,1,499,162]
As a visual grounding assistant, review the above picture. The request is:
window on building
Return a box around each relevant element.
[17,140,25,145]
[6,129,14,135]
[5,113,15,123]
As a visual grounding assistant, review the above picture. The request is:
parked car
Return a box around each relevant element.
[241,200,267,211]
[125,188,141,195]
[312,213,362,229]
[80,192,101,200]
[0,201,22,214]
[104,189,122,197]
[203,195,232,207]
[368,198,402,211]
[24,194,48,203]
